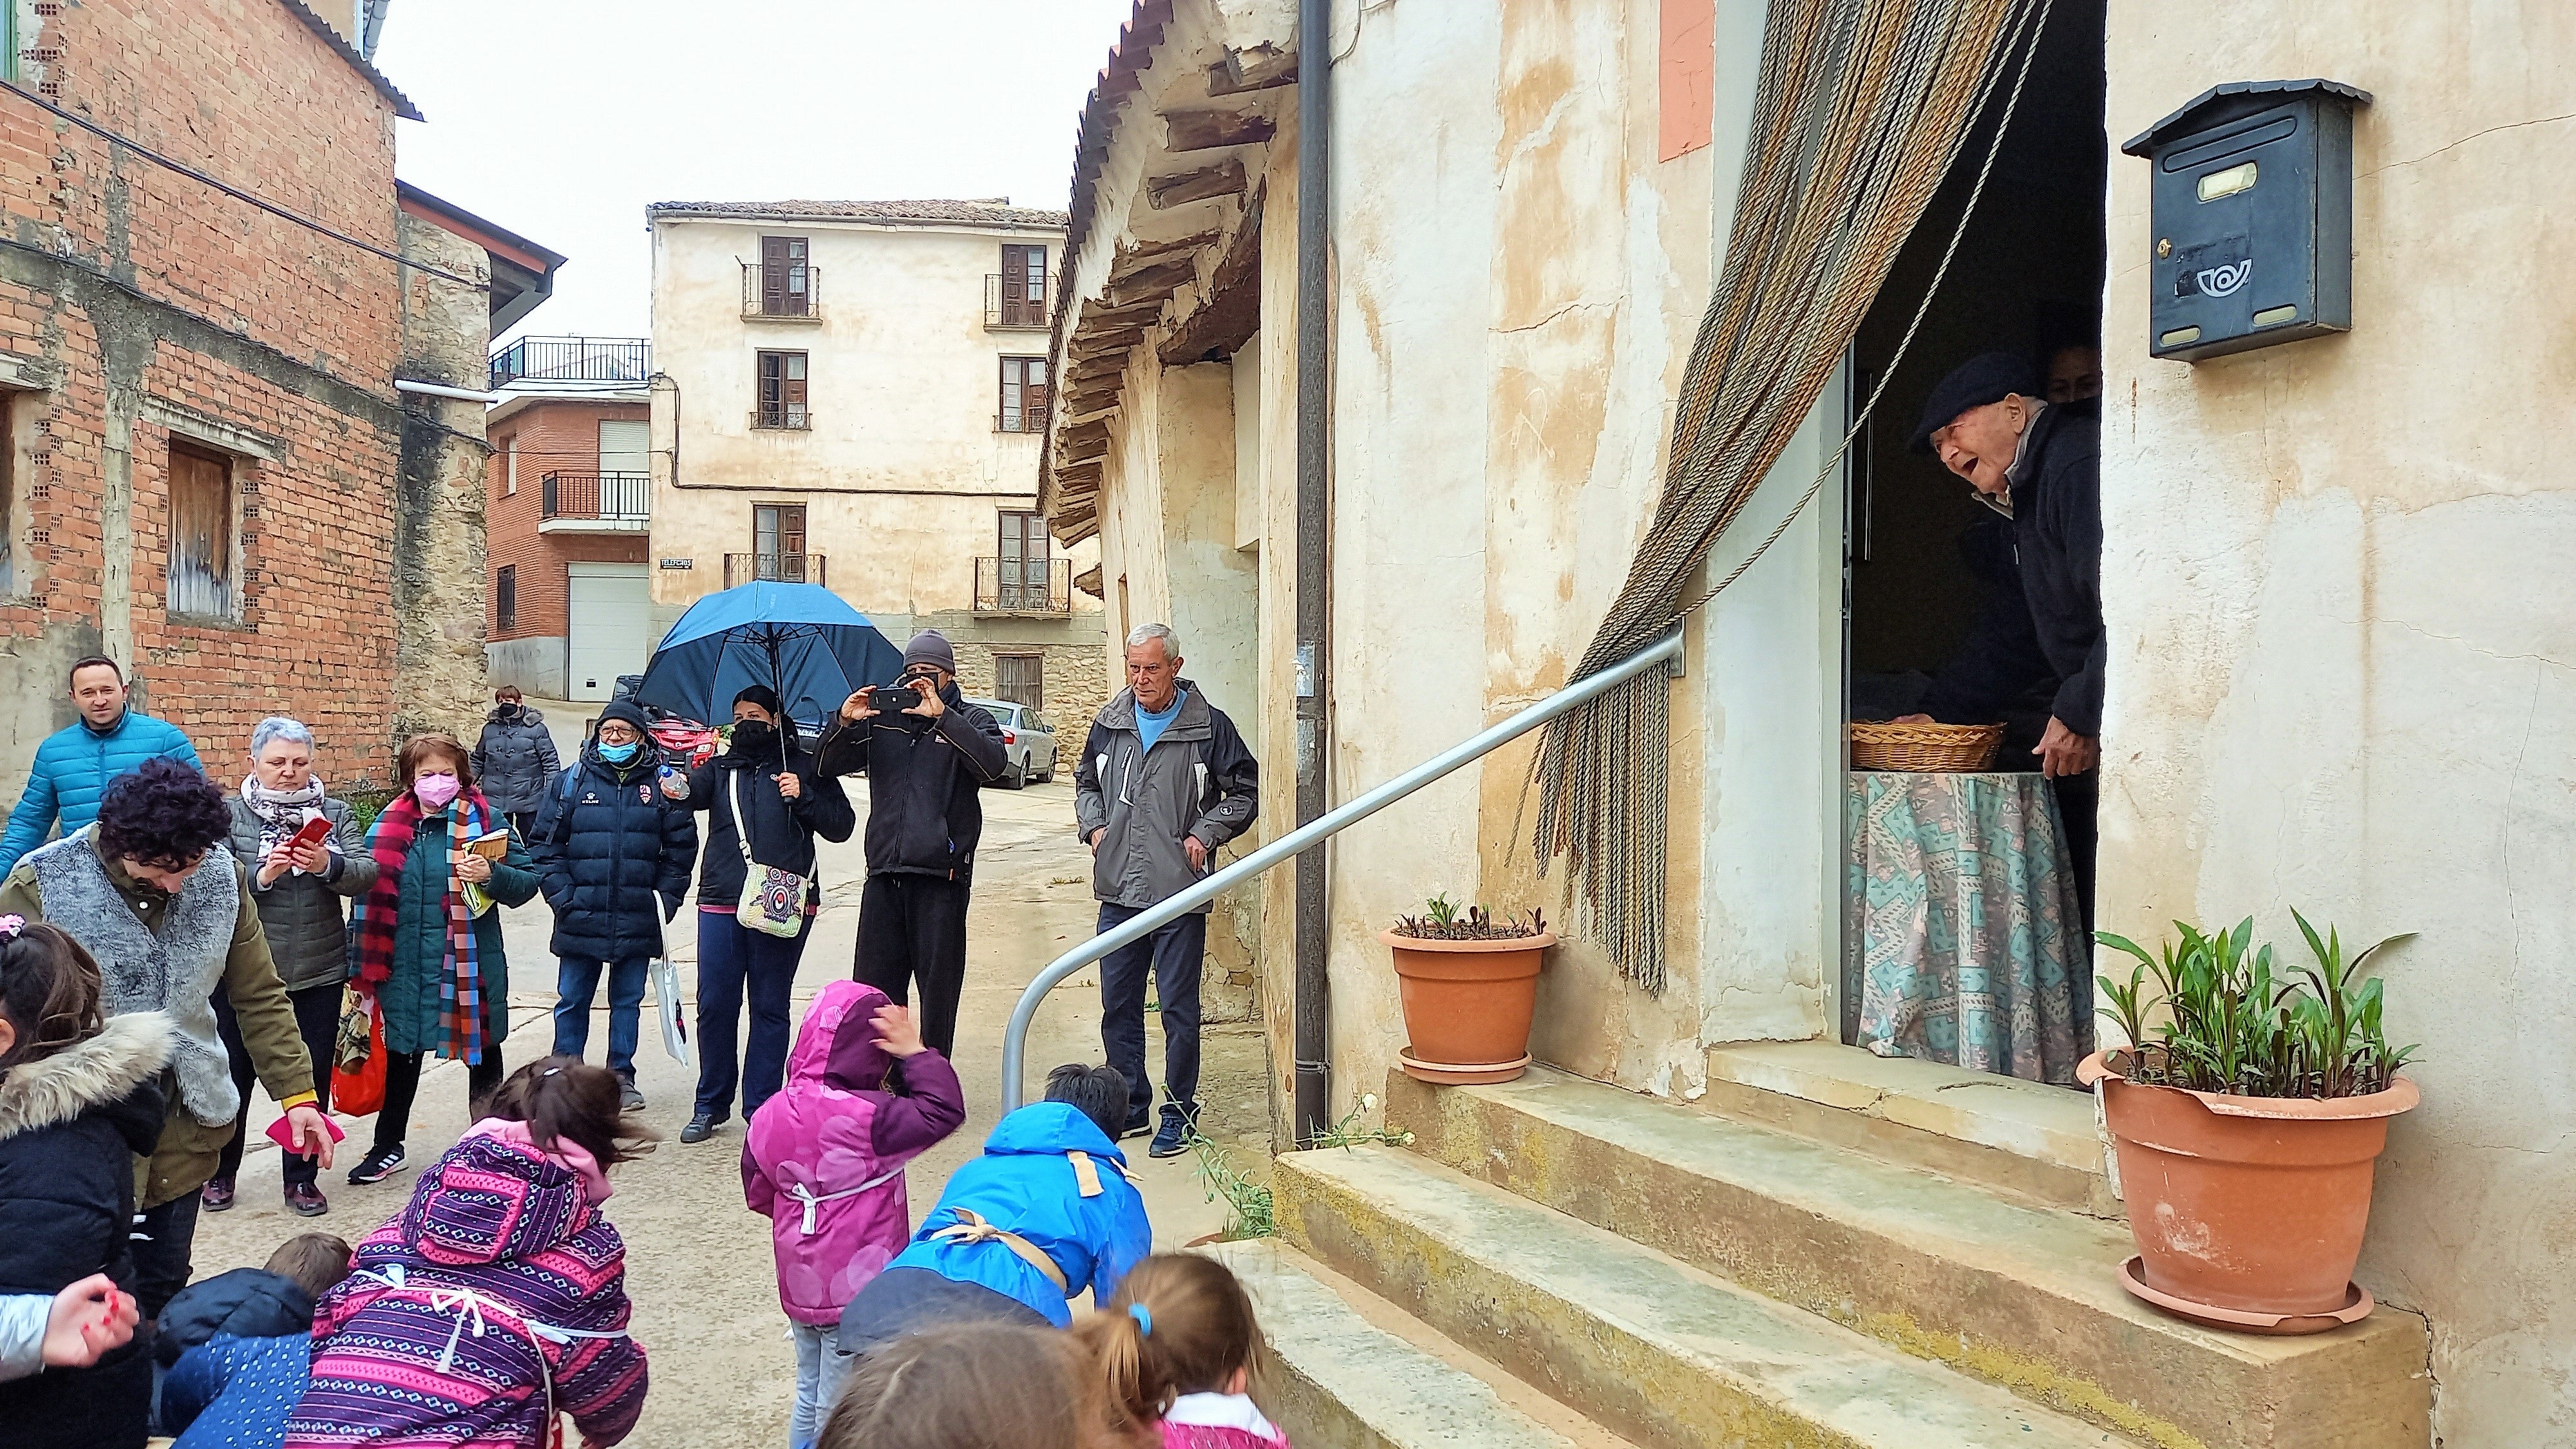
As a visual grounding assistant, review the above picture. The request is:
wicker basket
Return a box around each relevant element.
[1848,720,2005,772]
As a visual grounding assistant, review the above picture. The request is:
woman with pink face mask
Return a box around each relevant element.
[342,734,540,1186]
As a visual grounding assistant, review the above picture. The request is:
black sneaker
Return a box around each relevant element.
[678,1112,726,1144]
[1148,1108,1198,1159]
[346,1145,407,1185]
[1120,1112,1153,1141]
[618,1077,646,1112]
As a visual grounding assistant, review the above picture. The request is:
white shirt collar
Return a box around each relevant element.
[1164,1392,1282,1438]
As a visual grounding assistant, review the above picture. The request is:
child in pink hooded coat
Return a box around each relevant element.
[744,980,965,1448]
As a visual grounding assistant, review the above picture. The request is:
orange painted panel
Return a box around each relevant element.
[1660,0,1718,162]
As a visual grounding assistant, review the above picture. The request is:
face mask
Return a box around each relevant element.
[413,774,462,810]
[497,702,522,719]
[598,740,639,764]
[732,720,776,750]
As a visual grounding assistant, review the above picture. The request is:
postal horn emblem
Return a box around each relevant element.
[2197,260,2252,298]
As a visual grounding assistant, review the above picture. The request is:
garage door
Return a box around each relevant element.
[567,562,652,702]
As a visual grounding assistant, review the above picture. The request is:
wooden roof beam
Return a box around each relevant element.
[1147,161,1245,210]
[1163,108,1278,153]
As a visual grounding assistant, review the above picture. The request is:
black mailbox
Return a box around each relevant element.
[2121,79,2371,363]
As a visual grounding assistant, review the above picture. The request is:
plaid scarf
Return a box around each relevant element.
[348,788,496,1065]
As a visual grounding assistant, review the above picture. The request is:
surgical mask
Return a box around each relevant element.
[413,774,462,810]
[598,740,639,764]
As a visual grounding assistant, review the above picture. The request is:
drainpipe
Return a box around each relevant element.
[1291,0,1332,1148]
[395,377,502,404]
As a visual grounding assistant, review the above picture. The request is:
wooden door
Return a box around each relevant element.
[999,510,1048,609]
[761,235,808,316]
[755,504,808,581]
[167,444,232,616]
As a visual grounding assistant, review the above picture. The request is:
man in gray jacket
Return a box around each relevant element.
[1074,623,1258,1157]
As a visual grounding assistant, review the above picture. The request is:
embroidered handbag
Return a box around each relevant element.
[730,768,811,939]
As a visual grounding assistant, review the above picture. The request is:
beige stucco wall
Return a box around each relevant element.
[645,214,1101,630]
[2099,7,2576,1437]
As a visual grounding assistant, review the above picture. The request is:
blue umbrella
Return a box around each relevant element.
[633,582,905,733]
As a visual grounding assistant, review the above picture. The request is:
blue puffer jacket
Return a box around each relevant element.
[0,712,202,876]
[879,1103,1151,1328]
[531,742,697,962]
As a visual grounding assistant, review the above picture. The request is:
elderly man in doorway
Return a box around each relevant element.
[1900,350,2104,918]
[1075,623,1259,1158]
[0,656,204,878]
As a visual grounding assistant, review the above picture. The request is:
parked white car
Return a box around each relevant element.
[965,697,1058,788]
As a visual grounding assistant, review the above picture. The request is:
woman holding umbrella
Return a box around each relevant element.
[668,685,855,1144]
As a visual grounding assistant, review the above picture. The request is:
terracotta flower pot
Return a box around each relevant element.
[2078,1049,2418,1333]
[1381,929,1554,1085]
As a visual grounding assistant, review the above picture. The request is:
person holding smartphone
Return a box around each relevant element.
[216,717,378,1217]
[815,630,1008,1060]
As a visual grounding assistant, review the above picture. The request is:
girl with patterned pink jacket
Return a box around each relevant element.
[285,1059,652,1449]
[743,980,965,1449]
[1076,1255,1292,1449]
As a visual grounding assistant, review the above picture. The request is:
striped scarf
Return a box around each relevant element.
[348,790,495,1065]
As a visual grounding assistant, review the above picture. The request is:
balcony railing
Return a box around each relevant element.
[750,407,811,431]
[741,261,822,321]
[726,553,828,589]
[992,404,1050,435]
[540,471,650,529]
[984,274,1048,330]
[974,556,1074,616]
[489,336,651,390]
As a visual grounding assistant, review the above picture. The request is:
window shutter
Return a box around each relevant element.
[1027,357,1050,428]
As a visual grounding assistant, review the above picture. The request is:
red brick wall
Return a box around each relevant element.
[0,1,412,789]
[487,399,652,643]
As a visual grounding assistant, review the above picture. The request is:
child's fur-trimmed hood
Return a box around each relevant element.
[0,1010,173,1142]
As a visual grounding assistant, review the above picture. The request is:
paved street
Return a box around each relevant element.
[193,703,1264,1446]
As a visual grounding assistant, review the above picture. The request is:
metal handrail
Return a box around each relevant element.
[998,627,1684,1111]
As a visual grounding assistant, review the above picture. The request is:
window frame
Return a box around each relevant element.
[999,243,1048,325]
[997,355,1049,433]
[755,350,810,429]
[495,562,517,632]
[759,234,811,317]
[165,440,239,620]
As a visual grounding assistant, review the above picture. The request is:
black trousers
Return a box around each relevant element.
[130,1192,201,1322]
[853,874,972,1057]
[372,1048,507,1155]
[213,983,343,1187]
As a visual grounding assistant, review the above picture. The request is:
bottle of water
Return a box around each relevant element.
[658,762,688,800]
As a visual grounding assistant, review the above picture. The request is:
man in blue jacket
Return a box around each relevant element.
[836,1063,1150,1356]
[0,657,202,876]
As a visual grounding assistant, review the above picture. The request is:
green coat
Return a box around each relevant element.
[375,813,540,1057]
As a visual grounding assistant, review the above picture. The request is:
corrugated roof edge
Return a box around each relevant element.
[275,0,424,121]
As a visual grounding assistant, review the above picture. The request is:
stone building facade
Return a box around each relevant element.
[0,2,546,793]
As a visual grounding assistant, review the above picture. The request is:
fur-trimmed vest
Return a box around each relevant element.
[27,829,241,1126]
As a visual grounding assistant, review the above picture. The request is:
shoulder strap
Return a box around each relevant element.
[929,1209,1071,1295]
[558,765,583,803]
[728,770,757,867]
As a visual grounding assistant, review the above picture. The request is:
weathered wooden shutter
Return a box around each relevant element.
[761,236,791,314]
[1026,357,1050,428]
[167,445,232,616]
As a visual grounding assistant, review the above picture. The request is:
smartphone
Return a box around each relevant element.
[871,685,914,714]
[289,815,333,851]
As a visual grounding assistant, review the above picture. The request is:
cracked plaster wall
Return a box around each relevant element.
[2101,4,2576,1439]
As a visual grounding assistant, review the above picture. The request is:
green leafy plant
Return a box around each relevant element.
[1310,1092,1414,1151]
[1186,1130,1274,1240]
[2095,911,2418,1099]
[1391,893,1546,942]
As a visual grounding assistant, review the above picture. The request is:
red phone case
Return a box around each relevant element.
[290,815,333,849]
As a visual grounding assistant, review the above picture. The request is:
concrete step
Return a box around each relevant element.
[1273,1143,2138,1449]
[1200,1238,1636,1449]
[1701,1040,2118,1213]
[1387,1066,2431,1449]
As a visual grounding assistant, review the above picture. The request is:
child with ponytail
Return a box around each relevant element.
[1075,1254,1289,1449]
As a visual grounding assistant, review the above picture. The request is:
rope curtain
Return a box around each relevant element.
[1526,0,2051,992]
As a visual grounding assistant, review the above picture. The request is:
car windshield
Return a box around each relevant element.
[967,699,1018,726]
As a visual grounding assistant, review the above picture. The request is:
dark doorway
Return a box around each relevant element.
[1839,0,2107,1060]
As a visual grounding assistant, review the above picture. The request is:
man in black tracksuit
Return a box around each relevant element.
[816,630,1008,1057]
[1904,351,2105,925]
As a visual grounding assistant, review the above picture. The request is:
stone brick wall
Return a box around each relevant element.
[0,2,421,790]
[949,638,1112,735]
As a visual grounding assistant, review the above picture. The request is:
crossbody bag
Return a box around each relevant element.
[729,768,811,938]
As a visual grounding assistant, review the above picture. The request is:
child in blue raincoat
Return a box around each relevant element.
[837,1063,1149,1356]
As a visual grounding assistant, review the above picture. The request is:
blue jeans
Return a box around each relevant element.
[553,956,650,1078]
[695,910,813,1119]
[790,1322,855,1449]
[1096,903,1205,1128]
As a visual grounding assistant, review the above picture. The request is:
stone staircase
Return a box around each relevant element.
[1213,1055,2431,1449]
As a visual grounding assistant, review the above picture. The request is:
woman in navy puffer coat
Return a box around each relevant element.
[531,702,696,1106]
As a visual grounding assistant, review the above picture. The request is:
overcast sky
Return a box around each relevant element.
[374,0,1133,343]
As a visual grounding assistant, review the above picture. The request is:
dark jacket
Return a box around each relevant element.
[533,743,698,961]
[0,1012,171,1447]
[471,706,560,815]
[374,811,540,1057]
[683,736,856,908]
[155,1267,313,1367]
[814,685,1009,882]
[225,797,378,994]
[1914,515,2056,745]
[1074,683,1259,913]
[2008,404,2105,737]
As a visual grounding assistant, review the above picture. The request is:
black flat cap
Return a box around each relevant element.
[1908,352,2040,451]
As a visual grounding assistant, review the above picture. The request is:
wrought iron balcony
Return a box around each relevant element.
[742,261,822,321]
[538,471,650,534]
[974,556,1073,616]
[993,403,1050,435]
[985,274,1048,330]
[749,406,811,431]
[488,336,650,389]
[726,553,828,589]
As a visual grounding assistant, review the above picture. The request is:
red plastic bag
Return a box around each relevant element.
[330,989,386,1119]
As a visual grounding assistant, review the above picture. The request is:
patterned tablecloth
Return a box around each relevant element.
[1844,771,2090,1085]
